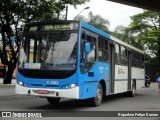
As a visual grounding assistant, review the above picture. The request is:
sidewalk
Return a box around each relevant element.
[150,82,158,89]
[0,78,16,85]
[0,79,16,96]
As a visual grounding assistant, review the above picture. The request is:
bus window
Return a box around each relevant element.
[115,44,120,64]
[120,46,127,65]
[98,37,108,62]
[132,51,139,67]
[19,32,78,70]
[80,30,97,73]
[20,34,41,64]
[141,54,145,68]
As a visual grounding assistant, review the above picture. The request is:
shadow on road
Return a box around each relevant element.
[28,93,144,111]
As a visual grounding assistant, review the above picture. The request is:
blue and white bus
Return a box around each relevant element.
[16,20,145,106]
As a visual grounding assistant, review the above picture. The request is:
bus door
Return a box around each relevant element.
[128,50,132,90]
[109,41,115,94]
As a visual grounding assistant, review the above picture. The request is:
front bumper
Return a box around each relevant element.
[15,84,79,99]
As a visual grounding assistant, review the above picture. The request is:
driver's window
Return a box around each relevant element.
[80,29,97,73]
[87,43,96,63]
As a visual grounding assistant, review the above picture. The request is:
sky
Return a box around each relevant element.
[67,0,144,31]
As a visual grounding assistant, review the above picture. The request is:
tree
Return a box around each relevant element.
[128,10,160,63]
[76,11,110,32]
[0,0,89,84]
[111,25,129,42]
[0,0,24,84]
[110,25,144,50]
[18,0,89,23]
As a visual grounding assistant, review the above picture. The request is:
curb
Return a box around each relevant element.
[0,79,16,85]
[0,78,17,85]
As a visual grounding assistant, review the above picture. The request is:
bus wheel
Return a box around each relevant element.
[145,82,150,87]
[124,81,136,97]
[128,81,136,97]
[89,83,103,107]
[47,97,61,104]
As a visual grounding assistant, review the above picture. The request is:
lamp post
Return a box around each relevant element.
[73,7,90,20]
[65,6,68,20]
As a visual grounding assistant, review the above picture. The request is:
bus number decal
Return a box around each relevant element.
[47,81,58,85]
[99,66,104,73]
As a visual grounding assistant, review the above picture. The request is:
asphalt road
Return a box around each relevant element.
[0,81,160,120]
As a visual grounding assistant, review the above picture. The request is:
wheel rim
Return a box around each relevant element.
[132,85,136,95]
[96,88,102,103]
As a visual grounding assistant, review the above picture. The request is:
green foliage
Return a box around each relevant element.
[128,10,160,63]
[77,11,110,32]
[111,25,129,43]
[110,25,144,50]
[20,0,90,22]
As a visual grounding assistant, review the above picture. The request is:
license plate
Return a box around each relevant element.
[37,90,48,94]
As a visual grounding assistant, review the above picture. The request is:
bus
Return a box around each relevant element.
[16,20,145,106]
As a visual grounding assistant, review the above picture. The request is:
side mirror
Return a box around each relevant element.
[85,42,90,54]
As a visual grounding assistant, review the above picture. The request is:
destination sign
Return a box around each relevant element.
[44,24,70,30]
[29,26,37,31]
[43,23,78,31]
[27,23,79,32]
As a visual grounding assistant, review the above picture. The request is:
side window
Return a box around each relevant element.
[132,52,144,68]
[120,46,127,65]
[132,51,135,67]
[115,44,120,64]
[140,54,145,68]
[98,37,108,62]
[138,54,144,68]
[80,28,97,73]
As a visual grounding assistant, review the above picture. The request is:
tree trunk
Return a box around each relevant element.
[3,62,16,84]
[158,45,160,64]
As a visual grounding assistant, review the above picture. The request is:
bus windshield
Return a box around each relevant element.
[19,32,78,71]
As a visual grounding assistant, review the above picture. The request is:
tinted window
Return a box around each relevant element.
[121,46,127,65]
[80,28,97,73]
[98,37,108,62]
[132,51,144,68]
[115,44,120,64]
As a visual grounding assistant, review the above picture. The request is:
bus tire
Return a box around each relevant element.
[128,81,136,97]
[145,82,150,87]
[89,83,103,107]
[47,97,61,104]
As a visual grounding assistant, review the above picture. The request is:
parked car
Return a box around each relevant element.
[145,74,151,87]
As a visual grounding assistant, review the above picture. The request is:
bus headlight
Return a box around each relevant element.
[17,81,27,87]
[63,84,77,89]
[70,84,76,88]
[17,81,23,86]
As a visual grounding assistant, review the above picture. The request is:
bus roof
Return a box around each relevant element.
[110,35,144,54]
[25,20,79,26]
